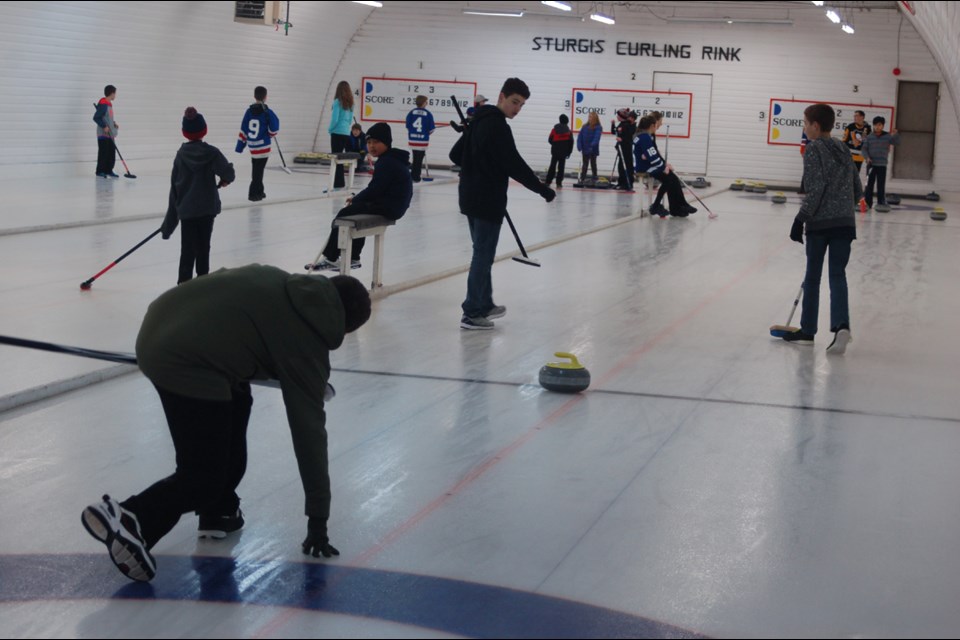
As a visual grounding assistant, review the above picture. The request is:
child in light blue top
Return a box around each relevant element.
[328,81,355,188]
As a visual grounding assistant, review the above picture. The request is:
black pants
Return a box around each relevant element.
[330,134,350,188]
[249,157,268,200]
[322,201,392,262]
[656,171,691,214]
[96,138,116,175]
[865,165,887,207]
[121,383,252,549]
[616,144,634,189]
[653,181,668,207]
[178,216,215,284]
[411,150,426,182]
[579,154,598,181]
[545,155,567,187]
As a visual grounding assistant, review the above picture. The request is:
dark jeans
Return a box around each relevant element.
[462,216,502,317]
[545,154,567,186]
[121,383,252,549]
[801,233,852,335]
[616,144,634,189]
[322,200,388,262]
[96,138,116,175]
[865,165,887,207]
[249,157,268,200]
[178,216,215,284]
[330,134,350,188]
[411,150,426,182]
[579,154,598,181]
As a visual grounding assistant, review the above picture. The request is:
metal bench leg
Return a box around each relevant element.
[372,231,385,289]
[337,225,352,276]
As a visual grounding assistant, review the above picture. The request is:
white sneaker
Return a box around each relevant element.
[82,494,156,582]
[826,328,852,355]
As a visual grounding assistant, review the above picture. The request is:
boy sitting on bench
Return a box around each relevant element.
[309,122,412,270]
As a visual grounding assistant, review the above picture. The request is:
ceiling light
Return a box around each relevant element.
[590,12,615,25]
[811,1,824,6]
[826,10,841,23]
[462,9,524,17]
[666,16,793,25]
[541,1,572,11]
[841,23,854,34]
[352,1,383,7]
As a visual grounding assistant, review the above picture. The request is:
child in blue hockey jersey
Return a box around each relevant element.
[236,86,279,202]
[633,115,695,217]
[405,95,435,182]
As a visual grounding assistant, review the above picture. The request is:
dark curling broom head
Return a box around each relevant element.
[770,324,800,338]
[80,281,93,290]
[512,255,541,267]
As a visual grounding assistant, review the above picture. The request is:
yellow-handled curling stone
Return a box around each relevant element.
[930,207,947,221]
[539,352,591,393]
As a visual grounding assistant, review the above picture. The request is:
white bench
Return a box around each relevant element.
[328,152,361,193]
[333,214,396,288]
[636,172,654,216]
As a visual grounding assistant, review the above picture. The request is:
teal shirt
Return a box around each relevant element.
[328,100,353,136]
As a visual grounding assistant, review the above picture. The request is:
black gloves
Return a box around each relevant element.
[302,517,340,558]
[790,217,804,244]
[542,187,556,203]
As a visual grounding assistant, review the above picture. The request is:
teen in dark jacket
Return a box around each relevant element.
[162,108,235,284]
[449,78,555,330]
[545,114,574,188]
[310,122,413,270]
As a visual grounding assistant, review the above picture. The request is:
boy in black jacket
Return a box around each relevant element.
[309,122,413,271]
[162,108,235,284]
[545,114,574,189]
[449,78,556,330]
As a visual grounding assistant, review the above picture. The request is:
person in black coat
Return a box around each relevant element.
[449,78,555,330]
[310,122,413,270]
[545,114,574,189]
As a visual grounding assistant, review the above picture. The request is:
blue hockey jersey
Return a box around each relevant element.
[236,103,279,157]
[405,107,435,149]
[633,132,666,176]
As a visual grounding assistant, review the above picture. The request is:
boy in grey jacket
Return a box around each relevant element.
[162,107,235,284]
[783,103,863,354]
[861,116,900,209]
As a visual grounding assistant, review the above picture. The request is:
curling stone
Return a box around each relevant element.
[730,180,745,191]
[754,183,768,194]
[539,352,591,393]
[926,191,941,202]
[886,193,901,205]
[772,192,787,204]
[692,176,711,188]
[930,207,947,221]
[875,203,892,213]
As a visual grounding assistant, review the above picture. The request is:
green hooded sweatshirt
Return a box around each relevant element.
[136,264,345,520]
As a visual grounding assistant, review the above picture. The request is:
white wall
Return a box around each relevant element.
[1,1,957,190]
[903,1,960,130]
[0,1,372,175]
[333,1,960,190]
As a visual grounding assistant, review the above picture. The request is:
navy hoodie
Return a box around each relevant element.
[351,147,412,220]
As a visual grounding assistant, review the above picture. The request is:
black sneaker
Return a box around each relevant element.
[198,509,245,539]
[826,327,852,355]
[82,494,157,582]
[781,329,815,345]
[682,205,698,214]
[650,203,669,218]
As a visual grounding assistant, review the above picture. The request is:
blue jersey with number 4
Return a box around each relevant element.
[405,108,435,149]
